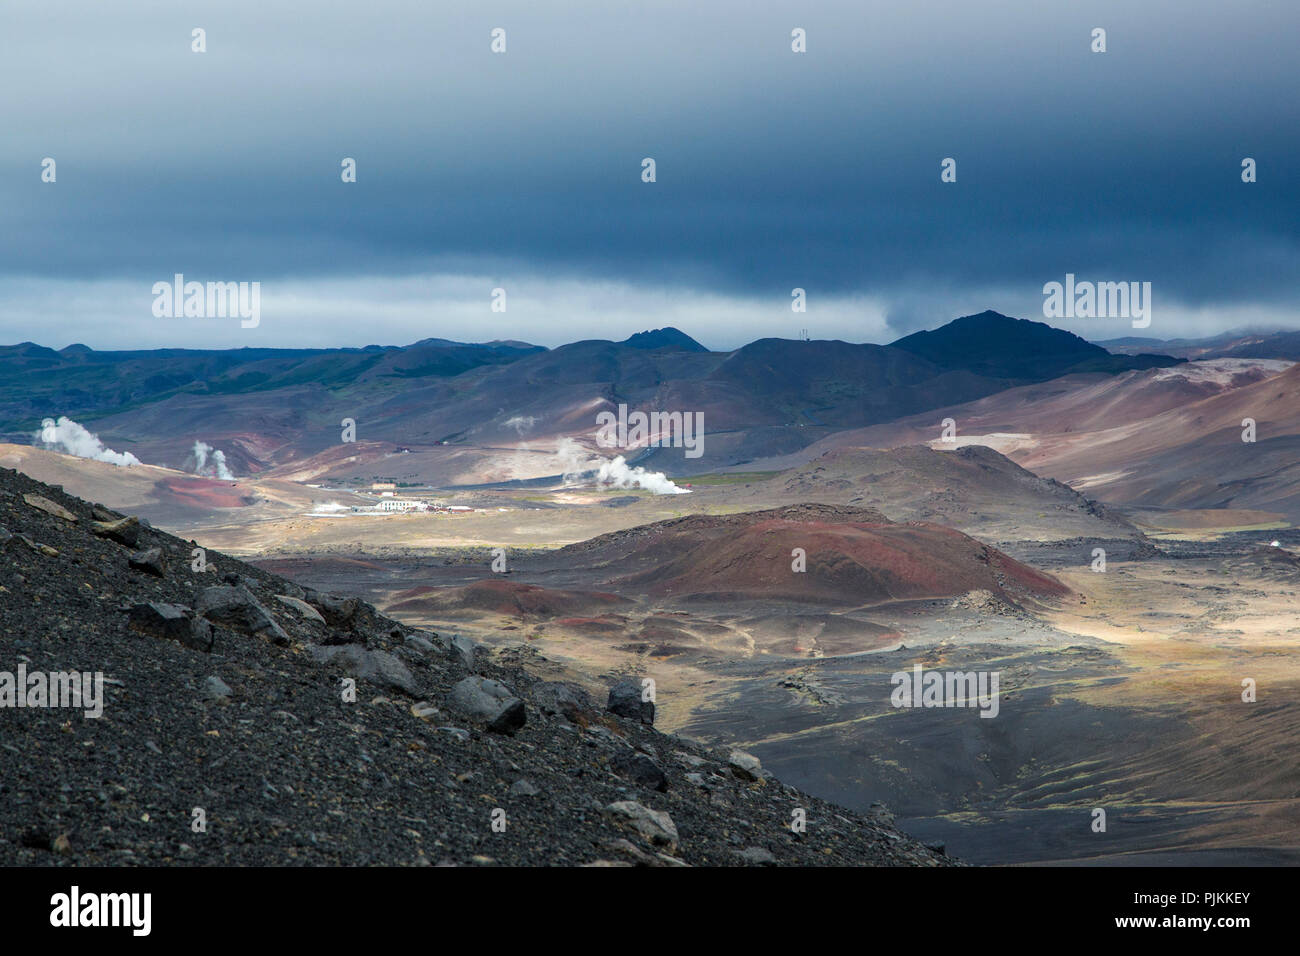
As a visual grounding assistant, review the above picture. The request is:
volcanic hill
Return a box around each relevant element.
[555,504,1070,606]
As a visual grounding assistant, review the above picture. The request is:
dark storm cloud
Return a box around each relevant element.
[1,0,1296,347]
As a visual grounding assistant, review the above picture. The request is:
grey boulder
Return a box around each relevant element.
[450,634,479,670]
[449,676,526,734]
[605,801,678,850]
[91,515,140,547]
[128,603,214,652]
[128,547,166,577]
[611,750,669,792]
[607,679,654,725]
[196,585,290,646]
[309,645,418,696]
[201,675,233,701]
[532,681,594,723]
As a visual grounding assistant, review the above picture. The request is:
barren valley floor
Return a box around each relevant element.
[250,526,1300,865]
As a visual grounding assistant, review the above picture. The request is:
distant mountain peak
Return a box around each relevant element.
[889,310,1178,379]
[959,309,1018,322]
[406,337,543,351]
[945,310,1064,333]
[621,327,709,352]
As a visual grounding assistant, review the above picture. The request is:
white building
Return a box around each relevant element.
[375,498,427,513]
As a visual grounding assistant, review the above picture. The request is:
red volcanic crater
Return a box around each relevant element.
[387,579,632,619]
[154,477,253,509]
[562,505,1068,607]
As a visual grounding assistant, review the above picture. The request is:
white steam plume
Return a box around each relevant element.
[35,417,140,466]
[556,438,689,495]
[193,441,234,480]
[502,415,538,435]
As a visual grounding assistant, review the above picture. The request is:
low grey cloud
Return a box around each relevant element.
[2,0,1296,348]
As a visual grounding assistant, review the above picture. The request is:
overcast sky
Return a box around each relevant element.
[2,0,1296,351]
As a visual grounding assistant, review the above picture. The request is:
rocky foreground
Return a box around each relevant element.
[0,466,952,866]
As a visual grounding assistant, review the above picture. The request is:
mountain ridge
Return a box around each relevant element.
[0,311,1180,482]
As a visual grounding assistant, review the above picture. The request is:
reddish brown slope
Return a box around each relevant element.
[618,517,1069,605]
[766,359,1290,459]
[555,504,1068,607]
[745,360,1300,519]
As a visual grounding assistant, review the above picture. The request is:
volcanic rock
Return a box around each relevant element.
[274,594,326,625]
[196,585,290,645]
[309,644,418,696]
[128,602,214,652]
[450,633,479,670]
[23,494,76,522]
[201,675,234,702]
[128,547,166,577]
[611,750,669,792]
[729,750,763,781]
[607,679,654,724]
[532,681,595,723]
[303,589,360,626]
[91,515,140,547]
[449,676,526,734]
[605,801,678,850]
